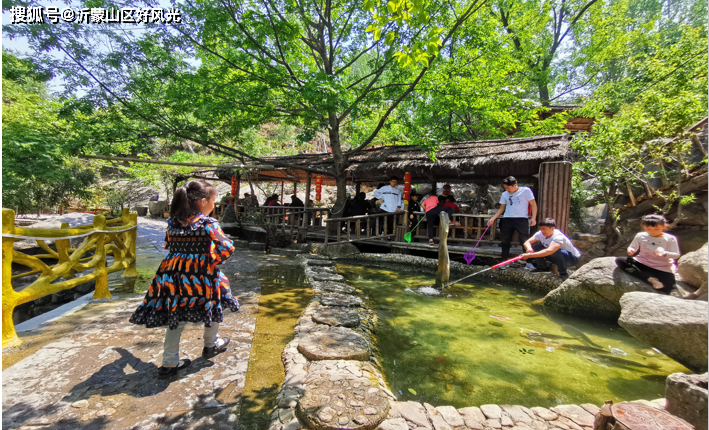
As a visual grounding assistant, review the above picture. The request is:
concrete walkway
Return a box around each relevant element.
[2,216,270,430]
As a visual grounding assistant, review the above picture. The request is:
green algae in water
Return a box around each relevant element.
[239,266,312,430]
[338,264,691,408]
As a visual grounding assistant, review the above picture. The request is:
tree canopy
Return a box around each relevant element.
[2,0,707,216]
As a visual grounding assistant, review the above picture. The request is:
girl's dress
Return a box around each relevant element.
[129,213,239,329]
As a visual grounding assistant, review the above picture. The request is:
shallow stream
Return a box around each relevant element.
[338,263,690,408]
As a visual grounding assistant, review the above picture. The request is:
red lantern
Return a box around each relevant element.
[315,176,322,204]
[231,176,236,196]
[403,172,412,201]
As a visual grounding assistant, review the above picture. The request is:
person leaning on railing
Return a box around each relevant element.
[373,176,403,236]
[422,194,460,245]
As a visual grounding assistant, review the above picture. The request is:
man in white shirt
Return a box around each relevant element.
[487,176,537,259]
[521,218,581,281]
[373,176,403,235]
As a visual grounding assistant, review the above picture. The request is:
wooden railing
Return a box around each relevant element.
[235,205,330,235]
[322,211,498,245]
[2,208,138,348]
[323,212,403,243]
[408,212,497,243]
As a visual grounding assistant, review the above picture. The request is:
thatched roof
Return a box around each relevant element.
[216,134,572,186]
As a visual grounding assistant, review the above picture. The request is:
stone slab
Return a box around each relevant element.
[312,308,361,328]
[249,242,267,251]
[311,273,346,282]
[297,376,389,430]
[313,281,357,295]
[297,328,369,361]
[320,293,363,307]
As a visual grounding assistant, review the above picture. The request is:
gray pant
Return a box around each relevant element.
[162,322,220,367]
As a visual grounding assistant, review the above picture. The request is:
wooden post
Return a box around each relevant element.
[325,221,329,243]
[92,215,112,300]
[303,175,312,228]
[434,211,450,288]
[395,225,406,242]
[356,220,361,240]
[355,182,361,196]
[236,174,241,200]
[538,161,573,235]
[122,212,139,278]
[2,210,20,348]
[280,181,285,205]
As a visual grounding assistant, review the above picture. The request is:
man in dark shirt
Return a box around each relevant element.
[288,194,304,207]
[350,192,373,216]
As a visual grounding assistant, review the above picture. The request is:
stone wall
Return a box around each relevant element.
[665,372,708,430]
[570,233,607,268]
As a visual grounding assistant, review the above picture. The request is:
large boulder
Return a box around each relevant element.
[542,257,656,320]
[618,292,708,372]
[313,242,361,259]
[678,243,708,288]
[148,200,168,216]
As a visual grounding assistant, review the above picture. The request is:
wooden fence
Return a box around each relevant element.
[235,205,330,235]
[2,208,138,348]
[323,211,498,244]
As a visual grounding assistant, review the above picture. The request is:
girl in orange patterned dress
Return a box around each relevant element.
[130,180,239,378]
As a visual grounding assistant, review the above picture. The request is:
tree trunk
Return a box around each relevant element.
[538,82,551,107]
[328,112,348,221]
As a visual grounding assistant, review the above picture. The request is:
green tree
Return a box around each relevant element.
[572,23,707,245]
[2,51,98,214]
[490,0,603,105]
[6,0,488,217]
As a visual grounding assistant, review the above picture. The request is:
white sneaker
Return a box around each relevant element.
[525,263,536,271]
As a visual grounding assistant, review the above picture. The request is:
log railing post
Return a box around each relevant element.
[122,213,139,278]
[2,210,21,348]
[92,215,111,300]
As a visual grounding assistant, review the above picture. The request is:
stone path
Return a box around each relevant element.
[2,216,267,430]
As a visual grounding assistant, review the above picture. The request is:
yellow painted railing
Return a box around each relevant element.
[2,208,138,348]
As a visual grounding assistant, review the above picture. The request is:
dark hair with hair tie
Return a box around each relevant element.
[170,180,217,225]
[641,214,668,227]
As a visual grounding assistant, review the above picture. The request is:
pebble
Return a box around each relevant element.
[71,400,89,408]
[96,408,116,417]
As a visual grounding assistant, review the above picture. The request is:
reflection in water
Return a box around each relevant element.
[239,266,312,430]
[338,264,690,408]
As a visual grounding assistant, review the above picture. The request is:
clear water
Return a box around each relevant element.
[240,265,312,429]
[338,264,691,408]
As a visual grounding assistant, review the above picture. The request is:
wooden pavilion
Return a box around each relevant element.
[212,134,575,255]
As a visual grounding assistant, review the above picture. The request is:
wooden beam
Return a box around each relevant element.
[626,180,637,207]
[81,154,274,169]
